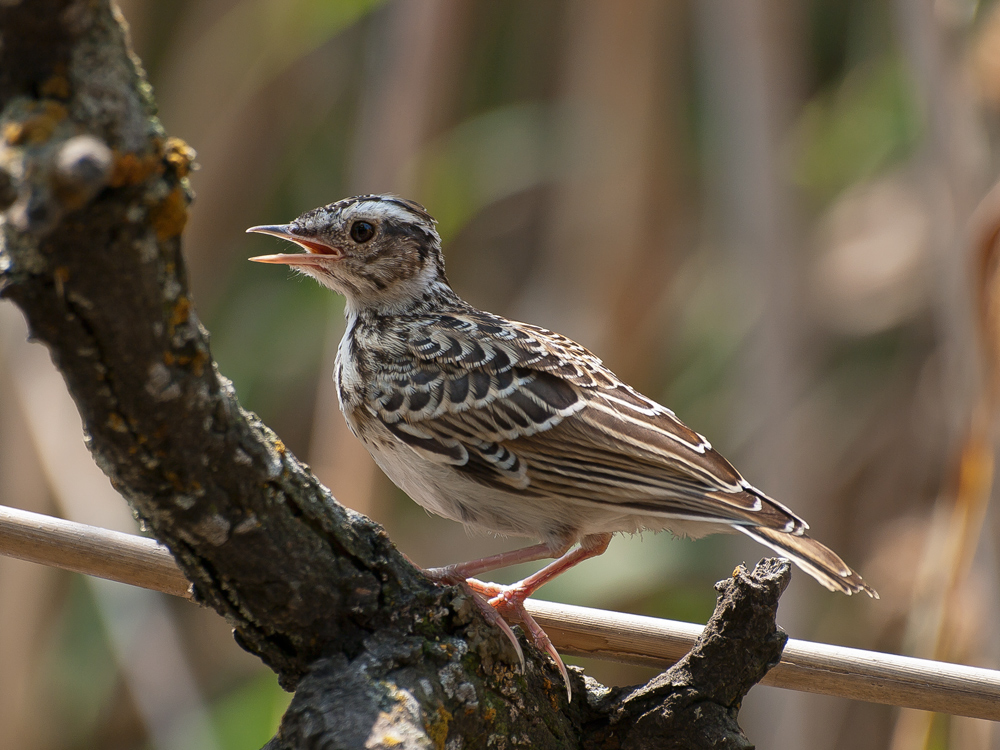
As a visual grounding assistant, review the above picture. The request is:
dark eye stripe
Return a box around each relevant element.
[381,218,434,246]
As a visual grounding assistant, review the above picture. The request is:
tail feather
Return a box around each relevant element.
[738,526,878,599]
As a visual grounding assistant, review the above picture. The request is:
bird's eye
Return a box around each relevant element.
[350,220,375,243]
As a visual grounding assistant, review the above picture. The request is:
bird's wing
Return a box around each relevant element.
[366,310,806,533]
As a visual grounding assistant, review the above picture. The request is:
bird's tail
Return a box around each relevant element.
[737,525,878,598]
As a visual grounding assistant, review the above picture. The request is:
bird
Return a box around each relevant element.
[247,194,877,699]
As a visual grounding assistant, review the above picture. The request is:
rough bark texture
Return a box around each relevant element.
[0,3,788,748]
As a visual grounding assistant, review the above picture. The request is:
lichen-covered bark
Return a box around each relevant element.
[584,559,789,750]
[0,3,787,748]
[267,561,789,750]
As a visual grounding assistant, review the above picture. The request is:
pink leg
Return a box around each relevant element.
[421,540,570,675]
[464,533,613,702]
[424,541,569,583]
[492,533,612,603]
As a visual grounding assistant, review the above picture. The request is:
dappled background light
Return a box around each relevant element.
[3,1,1000,748]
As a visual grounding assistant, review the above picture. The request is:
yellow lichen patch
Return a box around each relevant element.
[544,678,562,711]
[109,151,162,187]
[163,137,197,178]
[273,438,286,455]
[163,343,208,376]
[424,705,452,750]
[150,185,188,240]
[40,74,71,100]
[190,349,208,377]
[163,470,185,491]
[169,295,190,331]
[1,123,20,144]
[2,101,68,145]
[170,295,191,326]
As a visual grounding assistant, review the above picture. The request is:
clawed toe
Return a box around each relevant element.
[450,579,523,668]
[467,579,572,702]
[428,571,572,700]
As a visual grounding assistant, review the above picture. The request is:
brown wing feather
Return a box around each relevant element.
[370,311,806,532]
[739,526,878,597]
[511,416,806,532]
[365,309,875,598]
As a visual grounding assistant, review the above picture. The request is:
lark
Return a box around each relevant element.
[249,195,876,698]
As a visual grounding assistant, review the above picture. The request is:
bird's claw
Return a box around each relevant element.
[467,578,572,702]
[456,579,525,669]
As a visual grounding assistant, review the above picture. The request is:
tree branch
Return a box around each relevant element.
[1,0,433,691]
[0,3,789,747]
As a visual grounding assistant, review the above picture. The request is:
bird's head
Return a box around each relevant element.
[248,195,451,314]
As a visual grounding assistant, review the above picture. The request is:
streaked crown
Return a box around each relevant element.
[249,195,451,314]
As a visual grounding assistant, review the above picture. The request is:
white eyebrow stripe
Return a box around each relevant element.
[343,200,421,226]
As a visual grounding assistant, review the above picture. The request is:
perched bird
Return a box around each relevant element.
[248,195,876,697]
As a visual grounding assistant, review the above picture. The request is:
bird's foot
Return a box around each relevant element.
[425,562,575,701]
[425,569,526,670]
[466,578,571,702]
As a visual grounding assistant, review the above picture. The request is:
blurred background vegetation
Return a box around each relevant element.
[3,0,1000,748]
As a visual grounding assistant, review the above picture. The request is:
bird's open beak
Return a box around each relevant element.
[246,224,342,265]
